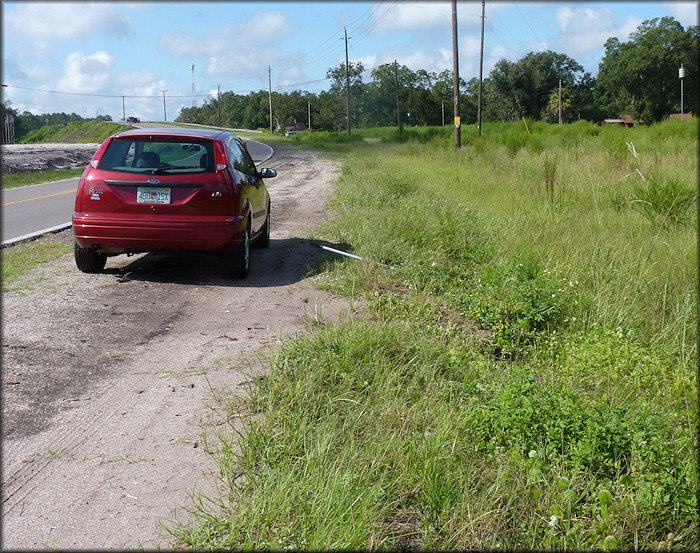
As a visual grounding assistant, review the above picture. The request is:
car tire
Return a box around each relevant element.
[228,220,250,278]
[74,242,107,273]
[254,203,271,249]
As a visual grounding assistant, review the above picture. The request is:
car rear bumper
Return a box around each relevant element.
[72,213,246,253]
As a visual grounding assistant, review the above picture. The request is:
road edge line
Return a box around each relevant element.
[2,223,71,248]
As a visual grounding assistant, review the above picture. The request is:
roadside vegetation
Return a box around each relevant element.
[16,120,129,144]
[2,168,86,189]
[170,119,697,550]
[1,239,72,290]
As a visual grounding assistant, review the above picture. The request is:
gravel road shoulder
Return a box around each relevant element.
[1,146,355,549]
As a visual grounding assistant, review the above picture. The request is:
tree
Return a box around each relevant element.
[545,85,573,123]
[488,51,586,121]
[596,17,699,122]
[326,61,365,130]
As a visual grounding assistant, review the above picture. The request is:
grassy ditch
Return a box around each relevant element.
[171,121,697,550]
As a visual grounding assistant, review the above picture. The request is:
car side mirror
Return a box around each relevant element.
[258,168,277,179]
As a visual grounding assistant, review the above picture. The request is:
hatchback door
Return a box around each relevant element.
[76,136,231,218]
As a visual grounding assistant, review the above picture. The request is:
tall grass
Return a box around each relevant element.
[170,120,697,550]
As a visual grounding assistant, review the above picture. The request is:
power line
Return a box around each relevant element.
[514,4,543,45]
[351,1,399,44]
[345,0,382,34]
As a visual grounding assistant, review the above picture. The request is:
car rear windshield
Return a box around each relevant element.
[98,138,215,175]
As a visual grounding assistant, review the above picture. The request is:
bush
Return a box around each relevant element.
[631,175,696,228]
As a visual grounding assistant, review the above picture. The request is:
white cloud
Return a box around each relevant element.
[158,11,289,79]
[663,1,698,25]
[368,1,504,37]
[158,12,289,58]
[57,51,114,94]
[203,46,282,80]
[370,2,452,34]
[5,2,132,43]
[550,6,640,58]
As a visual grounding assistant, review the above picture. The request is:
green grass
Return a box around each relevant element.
[164,120,696,549]
[2,239,73,290]
[19,120,130,143]
[2,168,86,189]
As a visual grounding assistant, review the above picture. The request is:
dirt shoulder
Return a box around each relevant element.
[1,147,352,549]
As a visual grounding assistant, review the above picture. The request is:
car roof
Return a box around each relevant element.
[112,127,234,142]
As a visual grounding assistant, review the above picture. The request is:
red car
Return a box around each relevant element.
[72,127,275,278]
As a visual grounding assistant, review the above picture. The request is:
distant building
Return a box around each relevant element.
[603,114,637,127]
[665,113,693,121]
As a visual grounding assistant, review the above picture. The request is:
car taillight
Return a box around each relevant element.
[214,141,228,171]
[90,138,111,169]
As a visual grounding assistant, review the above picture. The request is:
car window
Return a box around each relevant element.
[236,139,257,175]
[98,139,214,174]
[228,139,256,176]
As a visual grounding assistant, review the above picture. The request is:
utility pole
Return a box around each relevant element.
[680,64,685,116]
[191,64,196,108]
[345,27,351,136]
[217,85,221,127]
[442,99,445,126]
[452,0,461,148]
[268,67,273,133]
[477,0,485,138]
[393,60,401,138]
[558,80,562,126]
[121,96,125,121]
[308,99,311,131]
[161,89,167,121]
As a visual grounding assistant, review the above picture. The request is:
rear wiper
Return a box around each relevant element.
[152,166,202,175]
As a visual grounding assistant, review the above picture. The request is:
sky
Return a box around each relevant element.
[2,1,697,122]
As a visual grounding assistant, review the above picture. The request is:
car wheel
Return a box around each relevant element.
[254,202,271,249]
[74,242,107,273]
[228,220,250,278]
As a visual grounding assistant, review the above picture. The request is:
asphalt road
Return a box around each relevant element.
[1,138,274,246]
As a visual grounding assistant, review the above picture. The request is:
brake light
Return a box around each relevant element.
[214,141,228,171]
[89,138,111,169]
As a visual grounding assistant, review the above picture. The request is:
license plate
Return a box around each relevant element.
[137,187,171,204]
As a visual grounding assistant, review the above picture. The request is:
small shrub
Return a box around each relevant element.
[504,130,527,156]
[475,377,633,478]
[631,175,696,228]
[451,262,578,357]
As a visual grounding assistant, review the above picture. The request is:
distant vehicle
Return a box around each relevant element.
[285,129,297,137]
[72,127,275,278]
[126,117,140,123]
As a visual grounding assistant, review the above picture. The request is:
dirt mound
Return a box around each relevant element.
[1,143,101,175]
